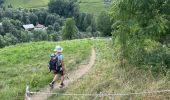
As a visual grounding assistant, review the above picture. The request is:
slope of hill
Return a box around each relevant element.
[78,0,111,17]
[4,0,49,8]
[49,40,170,100]
[4,0,111,17]
[0,39,95,100]
[0,39,169,100]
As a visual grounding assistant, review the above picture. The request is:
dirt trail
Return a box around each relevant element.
[26,48,96,100]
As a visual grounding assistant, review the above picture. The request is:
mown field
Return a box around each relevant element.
[4,0,111,17]
[0,39,94,100]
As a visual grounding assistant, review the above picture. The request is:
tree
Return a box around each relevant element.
[4,9,13,19]
[35,9,48,25]
[53,22,60,31]
[110,0,170,69]
[0,25,5,36]
[3,33,18,45]
[0,8,4,20]
[0,0,4,6]
[2,19,14,33]
[10,19,23,30]
[13,10,23,21]
[75,13,86,31]
[75,13,96,32]
[29,13,38,25]
[20,31,30,42]
[22,12,30,24]
[0,35,5,48]
[45,14,57,26]
[50,32,62,41]
[62,18,79,40]
[97,11,112,36]
[48,0,79,17]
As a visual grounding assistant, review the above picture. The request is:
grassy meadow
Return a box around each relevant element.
[78,0,111,17]
[4,0,49,8]
[0,39,94,100]
[4,0,111,17]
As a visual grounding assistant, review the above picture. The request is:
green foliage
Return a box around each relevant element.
[127,39,170,76]
[3,33,18,45]
[29,13,38,25]
[45,14,60,26]
[97,11,112,36]
[111,0,170,75]
[75,13,96,32]
[32,30,49,41]
[35,9,48,25]
[62,18,79,40]
[53,22,60,32]
[0,8,66,48]
[48,0,79,17]
[0,0,4,5]
[2,18,14,33]
[0,35,5,47]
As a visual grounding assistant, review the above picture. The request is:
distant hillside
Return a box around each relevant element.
[4,0,111,17]
[4,0,49,8]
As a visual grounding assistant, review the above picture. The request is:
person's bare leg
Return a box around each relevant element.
[51,74,59,84]
[59,75,65,88]
[49,74,59,89]
[60,75,64,84]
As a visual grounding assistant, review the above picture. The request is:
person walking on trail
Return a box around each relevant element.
[48,45,65,88]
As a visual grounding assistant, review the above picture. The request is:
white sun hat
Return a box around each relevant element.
[54,45,63,52]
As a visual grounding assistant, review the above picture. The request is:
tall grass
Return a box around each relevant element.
[0,39,93,100]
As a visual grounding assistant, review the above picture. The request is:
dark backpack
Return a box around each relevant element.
[48,54,62,72]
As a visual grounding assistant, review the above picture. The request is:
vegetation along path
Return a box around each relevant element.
[26,48,96,100]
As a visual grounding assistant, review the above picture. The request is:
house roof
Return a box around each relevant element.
[23,24,34,29]
[35,24,45,28]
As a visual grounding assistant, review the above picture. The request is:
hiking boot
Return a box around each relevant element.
[49,83,54,89]
[59,83,65,88]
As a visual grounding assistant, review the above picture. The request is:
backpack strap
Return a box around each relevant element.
[57,54,63,68]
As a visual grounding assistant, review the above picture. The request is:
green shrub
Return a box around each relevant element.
[128,39,170,76]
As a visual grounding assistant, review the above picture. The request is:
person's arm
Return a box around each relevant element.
[60,55,65,74]
[61,60,64,70]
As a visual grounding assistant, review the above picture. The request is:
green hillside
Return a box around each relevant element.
[78,0,111,17]
[0,39,169,100]
[4,0,49,8]
[4,0,110,16]
[0,39,95,100]
[49,40,170,100]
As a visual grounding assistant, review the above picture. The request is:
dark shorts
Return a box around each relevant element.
[53,70,64,76]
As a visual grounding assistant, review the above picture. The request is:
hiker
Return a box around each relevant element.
[48,45,65,88]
